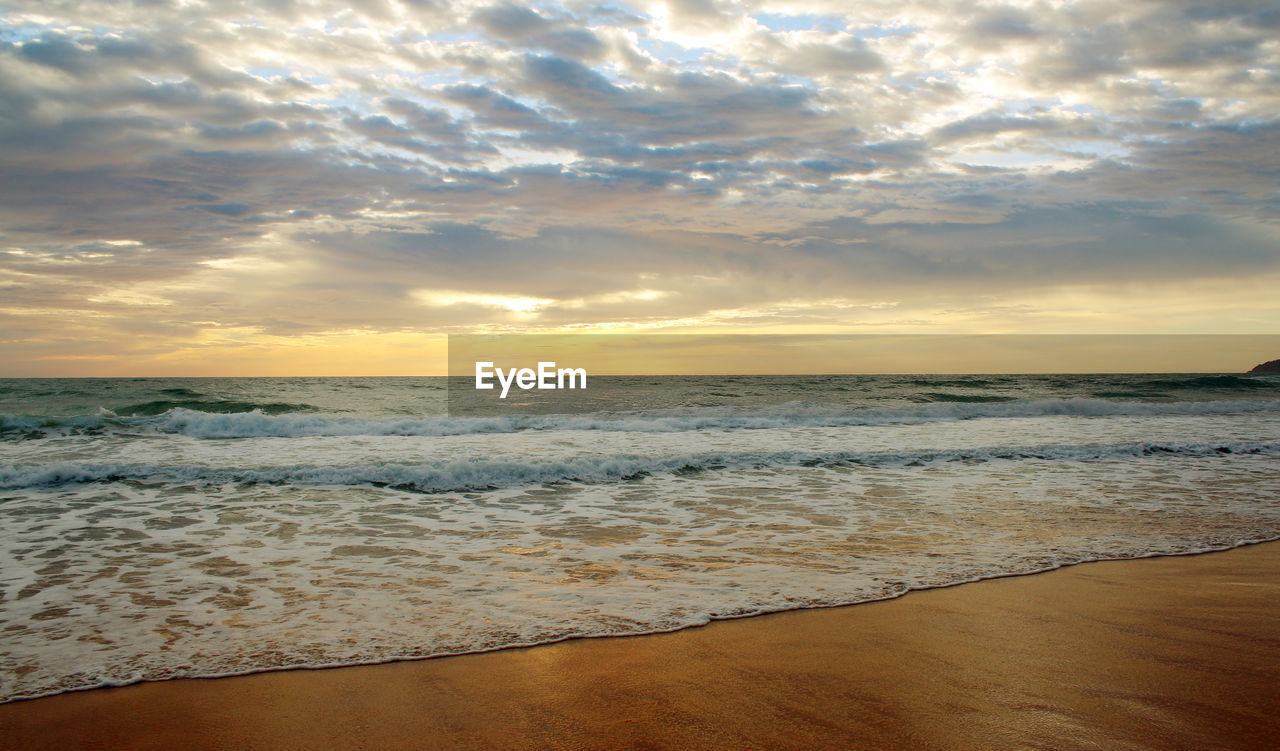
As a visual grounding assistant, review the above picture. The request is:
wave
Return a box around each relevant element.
[156,387,206,398]
[112,399,319,417]
[911,392,1017,403]
[0,399,1275,439]
[907,378,1001,387]
[2,397,1279,440]
[3,439,1277,493]
[1128,375,1277,391]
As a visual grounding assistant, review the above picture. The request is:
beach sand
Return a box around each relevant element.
[3,542,1279,750]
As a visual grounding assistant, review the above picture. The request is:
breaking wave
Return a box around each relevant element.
[4,439,1277,493]
[3,398,1280,439]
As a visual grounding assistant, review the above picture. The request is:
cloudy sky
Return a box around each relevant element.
[1,0,1278,375]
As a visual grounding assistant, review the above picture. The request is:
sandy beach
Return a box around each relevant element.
[1,542,1277,750]
[6,0,1280,745]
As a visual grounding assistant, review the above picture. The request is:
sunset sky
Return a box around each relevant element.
[1,0,1278,375]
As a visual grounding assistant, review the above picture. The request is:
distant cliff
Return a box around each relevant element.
[1248,359,1280,374]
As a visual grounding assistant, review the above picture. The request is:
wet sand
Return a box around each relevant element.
[2,542,1279,750]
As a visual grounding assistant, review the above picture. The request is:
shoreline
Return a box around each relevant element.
[3,541,1280,749]
[4,537,1277,706]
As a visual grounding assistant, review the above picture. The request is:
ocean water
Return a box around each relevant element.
[2,373,1280,702]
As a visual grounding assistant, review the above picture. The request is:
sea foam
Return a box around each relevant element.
[3,397,1279,439]
[4,439,1278,492]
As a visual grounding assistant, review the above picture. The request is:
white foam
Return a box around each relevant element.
[3,398,1280,439]
[4,402,1280,703]
[3,439,1279,492]
[2,448,1279,703]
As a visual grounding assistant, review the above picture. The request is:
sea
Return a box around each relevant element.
[2,373,1279,702]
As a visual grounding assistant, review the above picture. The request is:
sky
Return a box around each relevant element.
[1,0,1278,375]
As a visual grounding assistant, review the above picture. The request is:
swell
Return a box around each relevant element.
[1128,374,1276,391]
[4,439,1277,492]
[112,399,319,416]
[4,398,1280,439]
[910,392,1017,403]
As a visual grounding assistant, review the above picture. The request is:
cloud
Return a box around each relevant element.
[1,0,1278,372]
[472,3,555,40]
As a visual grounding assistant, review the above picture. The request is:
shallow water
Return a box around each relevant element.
[2,374,1279,701]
